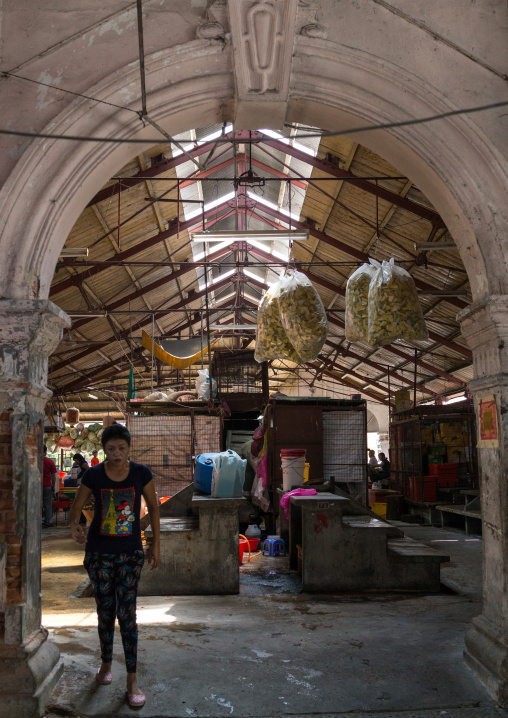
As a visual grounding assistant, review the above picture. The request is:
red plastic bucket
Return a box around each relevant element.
[239,538,249,565]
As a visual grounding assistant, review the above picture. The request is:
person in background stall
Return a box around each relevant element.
[90,450,99,467]
[42,445,58,528]
[377,452,391,487]
[71,453,89,485]
[69,422,160,708]
[367,449,379,481]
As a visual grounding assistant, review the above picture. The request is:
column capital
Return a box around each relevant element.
[0,300,69,412]
[457,294,508,388]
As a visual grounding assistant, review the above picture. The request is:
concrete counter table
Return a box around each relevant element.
[289,492,448,593]
[140,494,246,596]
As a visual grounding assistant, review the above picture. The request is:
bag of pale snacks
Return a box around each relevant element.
[345,260,379,342]
[278,269,328,362]
[254,280,301,363]
[367,258,428,347]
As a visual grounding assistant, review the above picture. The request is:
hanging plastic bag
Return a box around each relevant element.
[345,260,380,342]
[254,280,301,363]
[211,450,246,498]
[278,269,328,362]
[195,368,217,400]
[367,258,428,347]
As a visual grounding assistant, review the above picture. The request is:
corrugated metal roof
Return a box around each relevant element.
[48,123,472,413]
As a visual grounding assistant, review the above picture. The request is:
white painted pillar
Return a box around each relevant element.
[458,295,508,707]
[0,300,69,718]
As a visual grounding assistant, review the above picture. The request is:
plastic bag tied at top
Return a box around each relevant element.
[367,258,428,347]
[278,269,328,362]
[254,280,301,363]
[345,260,379,342]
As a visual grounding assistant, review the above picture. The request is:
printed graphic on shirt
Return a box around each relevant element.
[100,487,136,536]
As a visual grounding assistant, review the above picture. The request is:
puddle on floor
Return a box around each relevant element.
[239,554,302,595]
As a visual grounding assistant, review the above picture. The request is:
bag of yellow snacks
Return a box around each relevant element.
[255,281,301,363]
[367,258,428,347]
[278,270,328,362]
[345,260,379,342]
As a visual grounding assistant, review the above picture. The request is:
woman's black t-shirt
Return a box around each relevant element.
[81,461,153,553]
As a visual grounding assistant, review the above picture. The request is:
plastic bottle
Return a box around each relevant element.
[245,524,261,539]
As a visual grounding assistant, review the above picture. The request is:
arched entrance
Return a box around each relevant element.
[1,33,508,713]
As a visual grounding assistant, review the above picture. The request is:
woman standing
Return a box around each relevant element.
[70,423,160,708]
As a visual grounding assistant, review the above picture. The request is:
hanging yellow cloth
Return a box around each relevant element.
[141,330,216,370]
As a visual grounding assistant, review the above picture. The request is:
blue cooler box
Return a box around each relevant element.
[194,453,219,494]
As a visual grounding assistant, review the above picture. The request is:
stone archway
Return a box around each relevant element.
[1,27,508,713]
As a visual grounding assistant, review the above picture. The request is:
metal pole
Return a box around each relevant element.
[136,0,147,117]
[201,312,204,370]
[203,254,213,403]
[414,348,418,408]
[387,366,391,421]
[151,313,155,392]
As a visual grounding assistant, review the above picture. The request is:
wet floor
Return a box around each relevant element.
[41,523,507,718]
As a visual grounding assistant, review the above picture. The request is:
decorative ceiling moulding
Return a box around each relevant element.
[229,0,298,129]
[297,0,327,40]
[196,0,229,40]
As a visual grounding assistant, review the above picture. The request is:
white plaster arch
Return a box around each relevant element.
[0,37,507,303]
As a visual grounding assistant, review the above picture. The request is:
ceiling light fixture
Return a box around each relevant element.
[414,242,457,251]
[191,229,309,242]
[59,247,89,257]
[418,290,468,296]
[209,324,256,330]
[88,393,99,400]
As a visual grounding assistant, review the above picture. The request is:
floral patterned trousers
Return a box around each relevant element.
[84,550,144,673]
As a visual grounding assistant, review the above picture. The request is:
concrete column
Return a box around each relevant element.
[0,300,69,718]
[458,295,508,707]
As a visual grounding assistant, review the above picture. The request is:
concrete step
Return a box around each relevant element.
[387,536,449,563]
[342,514,403,537]
[159,516,199,531]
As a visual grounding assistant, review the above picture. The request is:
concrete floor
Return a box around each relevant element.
[41,522,508,718]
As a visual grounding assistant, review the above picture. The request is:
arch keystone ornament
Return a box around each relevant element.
[458,295,508,707]
[229,0,298,129]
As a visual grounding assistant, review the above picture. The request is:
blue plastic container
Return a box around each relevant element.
[193,453,219,494]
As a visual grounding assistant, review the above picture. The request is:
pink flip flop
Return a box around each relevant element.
[95,669,113,685]
[126,692,146,707]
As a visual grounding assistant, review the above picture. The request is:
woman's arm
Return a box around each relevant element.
[69,484,93,545]
[142,479,160,569]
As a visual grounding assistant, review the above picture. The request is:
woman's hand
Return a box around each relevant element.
[71,523,86,545]
[147,542,160,570]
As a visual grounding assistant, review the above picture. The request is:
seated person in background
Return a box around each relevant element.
[376,452,391,487]
[368,450,379,466]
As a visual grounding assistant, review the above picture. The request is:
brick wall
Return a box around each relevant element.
[0,411,27,609]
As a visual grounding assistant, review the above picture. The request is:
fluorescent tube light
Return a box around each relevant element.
[414,242,457,251]
[209,324,255,330]
[68,313,107,317]
[191,229,309,242]
[59,248,89,257]
[88,393,99,400]
[419,290,468,296]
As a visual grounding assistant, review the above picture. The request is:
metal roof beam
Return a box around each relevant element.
[86,139,221,207]
[259,134,445,228]
[50,201,235,297]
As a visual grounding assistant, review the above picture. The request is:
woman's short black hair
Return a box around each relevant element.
[73,453,84,463]
[101,422,131,447]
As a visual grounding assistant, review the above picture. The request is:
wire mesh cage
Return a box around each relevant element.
[128,412,222,498]
[212,349,268,397]
[322,407,368,504]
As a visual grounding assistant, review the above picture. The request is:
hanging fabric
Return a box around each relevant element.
[141,331,216,370]
[127,365,137,401]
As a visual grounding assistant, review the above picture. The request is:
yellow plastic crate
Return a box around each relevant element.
[370,501,387,519]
